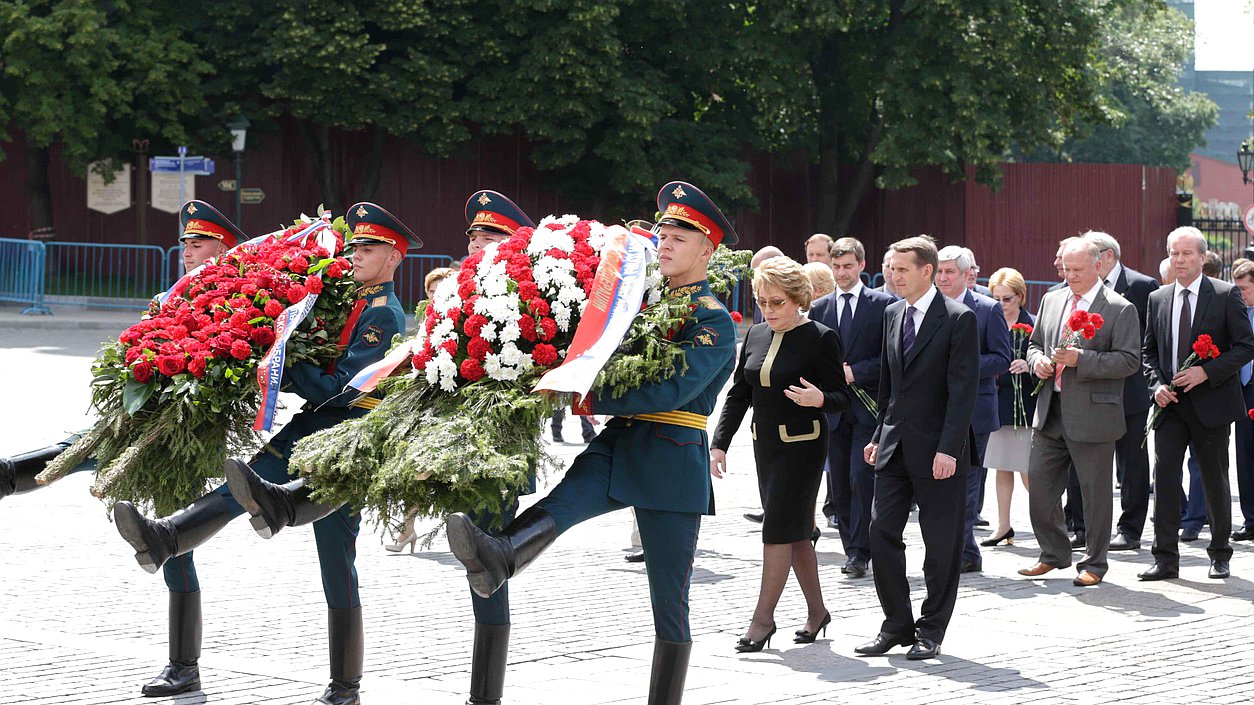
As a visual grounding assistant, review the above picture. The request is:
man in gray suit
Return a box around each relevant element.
[1018,238,1141,587]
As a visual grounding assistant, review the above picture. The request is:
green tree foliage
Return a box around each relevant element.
[0,0,211,233]
[1041,3,1218,169]
[200,0,477,213]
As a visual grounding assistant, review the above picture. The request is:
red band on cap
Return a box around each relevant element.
[470,210,520,236]
[351,223,409,254]
[661,203,723,246]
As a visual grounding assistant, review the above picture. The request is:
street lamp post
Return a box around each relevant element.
[227,116,250,223]
[1239,138,1253,186]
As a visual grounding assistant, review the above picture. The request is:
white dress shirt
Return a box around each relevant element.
[835,280,864,326]
[1105,262,1123,290]
[1171,275,1203,371]
[906,286,938,337]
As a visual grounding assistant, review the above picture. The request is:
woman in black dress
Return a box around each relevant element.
[711,257,851,652]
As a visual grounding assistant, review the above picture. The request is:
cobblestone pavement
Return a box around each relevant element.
[3,316,1254,704]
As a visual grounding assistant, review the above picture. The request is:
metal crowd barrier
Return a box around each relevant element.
[394,254,458,312]
[0,237,50,314]
[41,241,167,310]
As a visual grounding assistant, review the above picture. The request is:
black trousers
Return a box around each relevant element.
[869,451,966,644]
[1114,407,1152,539]
[1150,397,1233,565]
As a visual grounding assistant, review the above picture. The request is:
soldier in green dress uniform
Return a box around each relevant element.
[0,200,242,501]
[113,202,411,705]
[446,181,739,705]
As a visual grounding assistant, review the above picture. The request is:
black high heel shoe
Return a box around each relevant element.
[979,528,1014,547]
[793,612,832,644]
[811,527,821,547]
[734,624,777,653]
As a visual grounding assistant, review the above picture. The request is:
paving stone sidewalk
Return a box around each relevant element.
[3,315,1253,704]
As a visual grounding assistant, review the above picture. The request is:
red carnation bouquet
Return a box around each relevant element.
[1144,334,1222,445]
[1033,309,1103,395]
[1009,322,1035,428]
[40,215,358,515]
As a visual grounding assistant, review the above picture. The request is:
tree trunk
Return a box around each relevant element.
[356,125,387,201]
[832,112,884,237]
[813,35,841,235]
[25,139,55,239]
[296,118,343,215]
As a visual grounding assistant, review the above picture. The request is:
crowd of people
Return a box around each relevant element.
[734,226,1254,660]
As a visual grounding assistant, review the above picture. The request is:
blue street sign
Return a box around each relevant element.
[149,156,215,175]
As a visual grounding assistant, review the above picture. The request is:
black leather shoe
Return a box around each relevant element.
[142,661,201,697]
[743,511,764,523]
[1070,530,1086,549]
[907,637,941,660]
[1181,526,1201,542]
[843,558,868,578]
[974,515,989,527]
[1109,533,1140,551]
[447,507,558,599]
[961,560,982,574]
[1137,563,1179,581]
[1233,527,1254,541]
[854,632,913,656]
[223,458,294,538]
[114,501,177,574]
[1209,559,1231,579]
[624,550,644,563]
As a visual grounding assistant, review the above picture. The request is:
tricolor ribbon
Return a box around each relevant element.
[345,338,417,393]
[251,214,340,432]
[533,224,655,398]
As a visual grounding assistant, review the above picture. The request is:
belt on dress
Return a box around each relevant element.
[623,411,709,430]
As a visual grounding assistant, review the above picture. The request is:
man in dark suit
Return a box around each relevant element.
[855,235,979,660]
[1231,260,1254,542]
[875,249,899,297]
[936,246,1012,573]
[1139,226,1254,581]
[1018,238,1141,587]
[1081,231,1161,551]
[810,237,895,578]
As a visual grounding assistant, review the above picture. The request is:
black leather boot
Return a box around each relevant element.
[114,491,235,574]
[223,458,338,539]
[647,639,691,705]
[446,506,557,599]
[142,591,202,696]
[315,607,363,705]
[0,443,65,499]
[467,623,510,705]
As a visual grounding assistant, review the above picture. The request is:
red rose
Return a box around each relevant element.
[460,358,486,381]
[264,299,284,317]
[125,347,143,364]
[306,276,324,294]
[539,317,557,341]
[467,336,492,360]
[132,359,153,383]
[187,355,208,378]
[532,343,558,366]
[251,327,276,348]
[230,339,253,360]
[156,355,186,377]
[731,311,744,324]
